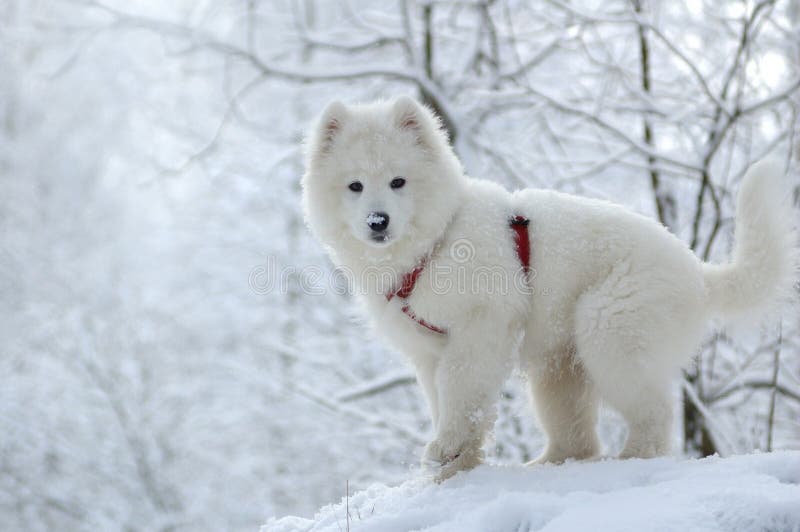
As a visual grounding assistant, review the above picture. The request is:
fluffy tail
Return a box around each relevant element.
[703,159,798,320]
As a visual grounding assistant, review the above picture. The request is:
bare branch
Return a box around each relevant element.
[293,383,427,445]
[338,372,416,402]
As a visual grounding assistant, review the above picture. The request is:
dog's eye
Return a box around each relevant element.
[390,177,406,189]
[348,181,363,192]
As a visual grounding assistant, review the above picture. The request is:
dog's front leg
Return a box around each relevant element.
[422,324,514,481]
[411,353,440,429]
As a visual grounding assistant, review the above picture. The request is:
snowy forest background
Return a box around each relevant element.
[2,0,799,530]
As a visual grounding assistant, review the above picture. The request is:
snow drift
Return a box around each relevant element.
[264,452,800,532]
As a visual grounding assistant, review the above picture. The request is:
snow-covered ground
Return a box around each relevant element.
[264,452,800,532]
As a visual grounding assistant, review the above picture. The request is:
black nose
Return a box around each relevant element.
[367,212,390,232]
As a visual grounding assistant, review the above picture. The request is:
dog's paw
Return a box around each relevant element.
[434,447,484,482]
[525,446,602,467]
[422,438,484,482]
[422,439,459,467]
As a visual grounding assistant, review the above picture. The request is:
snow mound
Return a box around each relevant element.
[263,452,800,532]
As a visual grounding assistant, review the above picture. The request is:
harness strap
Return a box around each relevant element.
[509,215,531,275]
[386,257,448,334]
[386,214,531,335]
[400,305,447,334]
[386,261,426,301]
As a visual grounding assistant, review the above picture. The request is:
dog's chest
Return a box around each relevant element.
[380,237,531,345]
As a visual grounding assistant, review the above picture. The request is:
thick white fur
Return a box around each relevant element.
[302,97,798,480]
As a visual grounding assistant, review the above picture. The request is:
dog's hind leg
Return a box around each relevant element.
[573,268,683,459]
[586,357,672,459]
[526,345,600,465]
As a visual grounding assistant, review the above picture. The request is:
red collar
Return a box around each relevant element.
[385,215,531,336]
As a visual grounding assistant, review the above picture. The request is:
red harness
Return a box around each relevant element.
[386,215,531,335]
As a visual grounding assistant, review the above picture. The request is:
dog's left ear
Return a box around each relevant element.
[392,96,439,146]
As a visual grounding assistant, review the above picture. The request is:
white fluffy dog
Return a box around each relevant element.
[302,96,797,480]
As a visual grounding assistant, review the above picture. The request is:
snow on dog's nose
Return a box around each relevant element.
[366,212,390,232]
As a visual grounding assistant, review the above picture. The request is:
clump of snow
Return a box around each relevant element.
[366,213,387,225]
[263,452,800,532]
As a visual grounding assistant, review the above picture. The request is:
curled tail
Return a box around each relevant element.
[703,159,798,320]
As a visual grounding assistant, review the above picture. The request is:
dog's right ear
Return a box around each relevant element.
[313,100,348,156]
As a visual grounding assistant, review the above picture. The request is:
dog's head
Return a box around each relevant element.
[302,96,464,262]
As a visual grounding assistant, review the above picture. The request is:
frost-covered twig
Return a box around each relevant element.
[294,384,427,445]
[766,323,783,451]
[681,379,735,456]
[337,372,416,402]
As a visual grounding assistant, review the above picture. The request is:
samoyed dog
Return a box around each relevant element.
[302,96,797,480]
